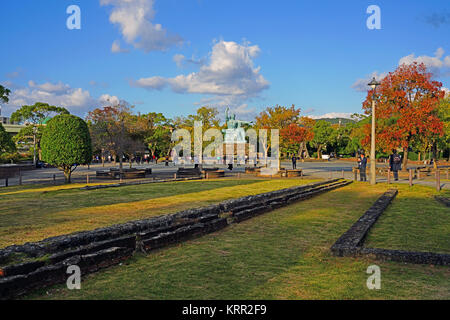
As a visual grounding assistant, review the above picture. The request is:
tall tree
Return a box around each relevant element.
[0,123,16,155]
[280,117,315,157]
[10,103,69,166]
[256,105,301,157]
[174,106,221,154]
[362,63,444,169]
[41,115,92,183]
[310,120,336,159]
[0,85,11,104]
[435,97,450,161]
[132,112,173,158]
[86,104,138,173]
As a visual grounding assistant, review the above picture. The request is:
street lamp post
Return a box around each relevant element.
[368,77,381,185]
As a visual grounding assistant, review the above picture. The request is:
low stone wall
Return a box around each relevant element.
[331,189,450,266]
[1,178,351,299]
[331,189,398,255]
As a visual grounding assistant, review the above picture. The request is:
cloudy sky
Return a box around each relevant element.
[1,0,449,120]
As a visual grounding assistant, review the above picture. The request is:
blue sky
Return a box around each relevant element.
[1,0,449,120]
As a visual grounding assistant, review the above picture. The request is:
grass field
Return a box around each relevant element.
[365,185,450,254]
[21,181,449,300]
[0,178,318,247]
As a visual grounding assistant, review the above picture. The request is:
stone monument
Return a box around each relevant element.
[223,107,250,144]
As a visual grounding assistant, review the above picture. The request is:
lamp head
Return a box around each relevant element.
[368,77,381,90]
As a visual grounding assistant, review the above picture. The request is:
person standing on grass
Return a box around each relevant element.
[359,153,367,181]
[389,149,402,181]
[292,155,297,169]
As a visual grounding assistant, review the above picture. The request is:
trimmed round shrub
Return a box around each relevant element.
[41,114,92,183]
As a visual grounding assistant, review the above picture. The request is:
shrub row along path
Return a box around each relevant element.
[25,182,449,300]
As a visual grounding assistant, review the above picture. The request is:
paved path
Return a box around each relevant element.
[1,160,448,190]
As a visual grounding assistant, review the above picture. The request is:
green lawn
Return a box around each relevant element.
[365,185,450,254]
[0,178,317,247]
[25,182,449,300]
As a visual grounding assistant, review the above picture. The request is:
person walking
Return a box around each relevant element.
[389,149,402,181]
[359,153,367,181]
[292,155,297,169]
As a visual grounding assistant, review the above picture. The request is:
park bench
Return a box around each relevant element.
[202,168,225,178]
[96,168,151,179]
[177,167,202,178]
[245,166,262,174]
[279,168,303,177]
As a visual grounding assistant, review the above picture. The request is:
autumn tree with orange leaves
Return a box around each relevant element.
[280,116,315,157]
[256,105,316,157]
[255,105,299,157]
[362,62,445,169]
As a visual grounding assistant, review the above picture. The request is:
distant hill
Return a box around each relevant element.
[315,117,356,125]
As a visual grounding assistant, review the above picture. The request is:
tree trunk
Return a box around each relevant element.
[432,142,438,169]
[317,146,322,159]
[303,143,310,159]
[64,167,71,184]
[418,152,421,162]
[119,155,123,173]
[33,133,37,167]
[402,147,408,171]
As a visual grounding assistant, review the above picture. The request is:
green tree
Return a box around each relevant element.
[174,106,221,154]
[86,104,138,172]
[436,97,450,161]
[310,120,336,159]
[0,85,11,104]
[132,112,173,158]
[0,123,16,155]
[256,105,301,158]
[10,103,69,166]
[41,114,92,183]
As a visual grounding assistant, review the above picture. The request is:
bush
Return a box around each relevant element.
[408,151,419,161]
[41,114,92,183]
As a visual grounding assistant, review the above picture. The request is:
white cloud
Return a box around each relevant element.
[134,76,167,90]
[101,0,182,53]
[133,40,270,110]
[173,53,204,68]
[351,71,387,92]
[352,48,450,93]
[173,54,185,68]
[399,47,450,76]
[99,94,121,106]
[1,80,125,117]
[309,113,354,120]
[111,39,129,53]
[6,69,21,79]
[28,80,70,94]
[443,87,450,97]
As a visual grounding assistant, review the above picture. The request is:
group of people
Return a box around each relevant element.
[357,149,402,182]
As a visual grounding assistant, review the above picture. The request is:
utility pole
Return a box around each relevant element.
[33,126,37,168]
[368,77,381,185]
